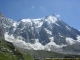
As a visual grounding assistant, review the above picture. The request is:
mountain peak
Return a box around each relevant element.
[0,12,5,18]
[0,13,80,54]
[45,15,58,24]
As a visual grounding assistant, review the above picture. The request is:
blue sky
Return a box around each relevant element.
[0,0,80,30]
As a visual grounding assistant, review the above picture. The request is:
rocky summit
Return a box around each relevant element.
[0,13,80,54]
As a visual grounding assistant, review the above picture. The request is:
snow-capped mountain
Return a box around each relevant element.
[0,12,80,54]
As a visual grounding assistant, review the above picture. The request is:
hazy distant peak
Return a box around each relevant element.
[0,12,5,18]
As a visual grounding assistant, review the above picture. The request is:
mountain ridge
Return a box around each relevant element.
[0,12,80,54]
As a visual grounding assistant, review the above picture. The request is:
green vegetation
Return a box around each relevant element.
[0,39,34,60]
[0,39,24,60]
[46,58,79,60]
[0,39,80,60]
[22,53,34,60]
[31,50,80,60]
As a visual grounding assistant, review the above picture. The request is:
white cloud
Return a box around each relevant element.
[56,14,60,17]
[32,6,34,8]
[40,7,46,10]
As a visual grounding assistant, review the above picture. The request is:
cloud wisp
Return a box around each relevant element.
[56,14,60,18]
[32,6,35,8]
[40,7,46,11]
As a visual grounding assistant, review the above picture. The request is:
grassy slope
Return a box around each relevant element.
[34,50,80,60]
[0,39,80,60]
[0,39,34,60]
[0,40,23,60]
[17,48,80,60]
[22,52,34,60]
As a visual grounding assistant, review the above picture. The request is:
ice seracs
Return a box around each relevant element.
[66,37,76,45]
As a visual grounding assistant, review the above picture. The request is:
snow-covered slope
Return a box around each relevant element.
[0,12,80,54]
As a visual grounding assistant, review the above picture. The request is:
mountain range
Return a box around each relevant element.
[0,12,80,54]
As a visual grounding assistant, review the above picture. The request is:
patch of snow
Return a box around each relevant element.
[0,17,4,19]
[4,32,68,51]
[13,28,16,31]
[45,42,60,48]
[5,32,15,42]
[31,39,44,50]
[77,35,80,42]
[32,18,43,28]
[35,21,43,28]
[44,28,52,35]
[59,35,63,37]
[5,32,65,51]
[58,33,63,37]
[44,41,65,51]
[44,38,67,51]
[49,37,54,42]
[4,32,44,50]
[21,19,31,23]
[55,23,60,26]
[20,26,26,30]
[31,27,34,30]
[37,22,43,28]
[13,22,17,27]
[66,26,71,30]
[14,41,32,49]
[3,24,10,28]
[66,37,76,45]
[5,32,28,48]
[21,19,32,26]
[45,15,58,24]
[5,32,33,49]
[58,33,60,34]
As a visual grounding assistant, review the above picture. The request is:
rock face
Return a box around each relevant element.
[0,12,80,54]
